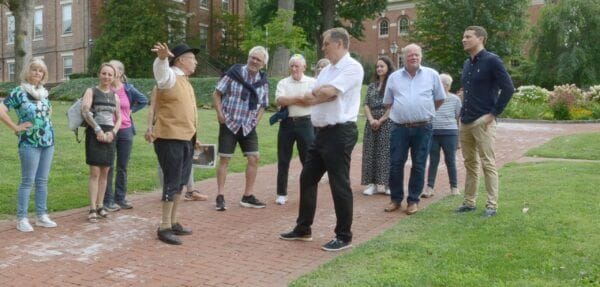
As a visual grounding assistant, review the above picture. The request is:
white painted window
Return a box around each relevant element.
[379,19,389,37]
[200,0,208,9]
[222,0,230,13]
[7,60,15,82]
[200,25,208,50]
[399,17,410,35]
[7,14,15,44]
[62,55,73,79]
[34,7,44,40]
[62,4,72,35]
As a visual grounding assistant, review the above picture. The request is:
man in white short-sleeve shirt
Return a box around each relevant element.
[273,54,316,205]
[279,27,364,252]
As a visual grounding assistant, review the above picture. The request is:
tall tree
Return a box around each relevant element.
[270,0,295,76]
[243,9,308,72]
[1,0,34,82]
[530,0,600,89]
[88,0,185,78]
[250,0,387,57]
[414,0,529,88]
[214,12,247,68]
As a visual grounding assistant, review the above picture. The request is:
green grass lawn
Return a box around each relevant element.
[526,132,600,160]
[0,101,366,217]
[291,136,600,287]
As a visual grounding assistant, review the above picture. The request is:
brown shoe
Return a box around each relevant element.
[384,201,401,212]
[406,203,418,215]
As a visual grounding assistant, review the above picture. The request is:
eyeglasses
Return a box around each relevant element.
[249,55,264,63]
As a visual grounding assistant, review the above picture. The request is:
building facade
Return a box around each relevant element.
[350,0,548,68]
[0,0,244,84]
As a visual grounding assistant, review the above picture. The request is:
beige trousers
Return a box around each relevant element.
[459,116,499,209]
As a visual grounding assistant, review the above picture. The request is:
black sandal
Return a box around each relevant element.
[88,209,98,223]
[96,206,108,218]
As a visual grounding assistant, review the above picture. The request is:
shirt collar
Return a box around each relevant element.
[172,66,185,76]
[470,49,487,63]
[331,52,351,70]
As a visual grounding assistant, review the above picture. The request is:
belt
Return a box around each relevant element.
[396,121,431,128]
[314,121,354,132]
[287,115,311,122]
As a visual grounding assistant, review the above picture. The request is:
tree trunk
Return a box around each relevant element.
[9,0,34,82]
[271,0,295,77]
[317,0,335,59]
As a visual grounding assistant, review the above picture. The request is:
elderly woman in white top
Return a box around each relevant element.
[422,73,462,198]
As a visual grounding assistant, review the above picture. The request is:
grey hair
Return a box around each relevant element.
[401,43,422,58]
[288,54,306,67]
[249,46,269,64]
[440,73,453,88]
[323,27,350,49]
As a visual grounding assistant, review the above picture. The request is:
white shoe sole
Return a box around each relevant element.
[35,222,57,228]
[321,243,353,252]
[239,202,266,208]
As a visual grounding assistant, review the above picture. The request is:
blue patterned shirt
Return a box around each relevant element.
[3,86,54,148]
[216,65,269,136]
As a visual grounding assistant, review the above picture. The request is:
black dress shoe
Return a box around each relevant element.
[157,228,182,245]
[171,223,192,236]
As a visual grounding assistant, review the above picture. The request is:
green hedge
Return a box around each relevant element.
[1,77,280,109]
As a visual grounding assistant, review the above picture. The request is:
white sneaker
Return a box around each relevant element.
[385,187,391,195]
[375,185,385,194]
[35,214,58,228]
[421,186,435,198]
[275,195,287,205]
[450,187,461,195]
[362,184,376,196]
[17,218,34,232]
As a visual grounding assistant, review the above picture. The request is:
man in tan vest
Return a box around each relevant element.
[150,43,199,245]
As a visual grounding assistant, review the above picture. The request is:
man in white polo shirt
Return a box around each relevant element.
[273,54,316,205]
[383,43,445,215]
[279,27,364,252]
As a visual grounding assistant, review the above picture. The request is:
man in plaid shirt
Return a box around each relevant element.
[213,46,269,211]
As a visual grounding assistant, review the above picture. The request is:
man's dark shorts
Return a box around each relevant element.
[218,123,259,157]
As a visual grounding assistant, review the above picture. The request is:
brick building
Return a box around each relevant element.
[0,0,244,84]
[350,0,548,68]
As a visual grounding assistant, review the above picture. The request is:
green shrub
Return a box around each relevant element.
[0,82,18,97]
[548,84,582,120]
[570,107,594,120]
[512,85,549,104]
[502,101,549,120]
[46,77,281,109]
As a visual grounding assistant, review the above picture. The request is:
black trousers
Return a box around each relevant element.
[293,122,358,242]
[277,116,315,196]
[154,138,193,202]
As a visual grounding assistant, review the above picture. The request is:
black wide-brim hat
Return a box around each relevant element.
[169,43,200,66]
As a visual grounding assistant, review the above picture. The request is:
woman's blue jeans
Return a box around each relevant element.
[17,145,54,219]
[427,134,458,188]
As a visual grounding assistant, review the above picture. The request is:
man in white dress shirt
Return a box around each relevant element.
[273,54,316,205]
[279,27,364,252]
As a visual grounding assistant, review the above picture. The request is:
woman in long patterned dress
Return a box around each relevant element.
[361,56,395,195]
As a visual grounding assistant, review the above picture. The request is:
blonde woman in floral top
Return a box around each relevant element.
[0,59,57,232]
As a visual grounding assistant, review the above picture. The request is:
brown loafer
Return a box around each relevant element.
[406,203,419,215]
[384,202,401,212]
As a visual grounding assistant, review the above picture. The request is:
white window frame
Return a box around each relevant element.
[61,52,74,80]
[398,17,410,36]
[61,2,73,36]
[379,19,389,38]
[34,6,44,40]
[6,59,15,82]
[6,13,15,44]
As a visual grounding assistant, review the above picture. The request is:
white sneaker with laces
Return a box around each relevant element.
[17,218,34,232]
[275,195,287,205]
[35,214,58,228]
[362,184,376,196]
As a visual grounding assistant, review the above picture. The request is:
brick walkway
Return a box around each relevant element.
[0,122,598,287]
